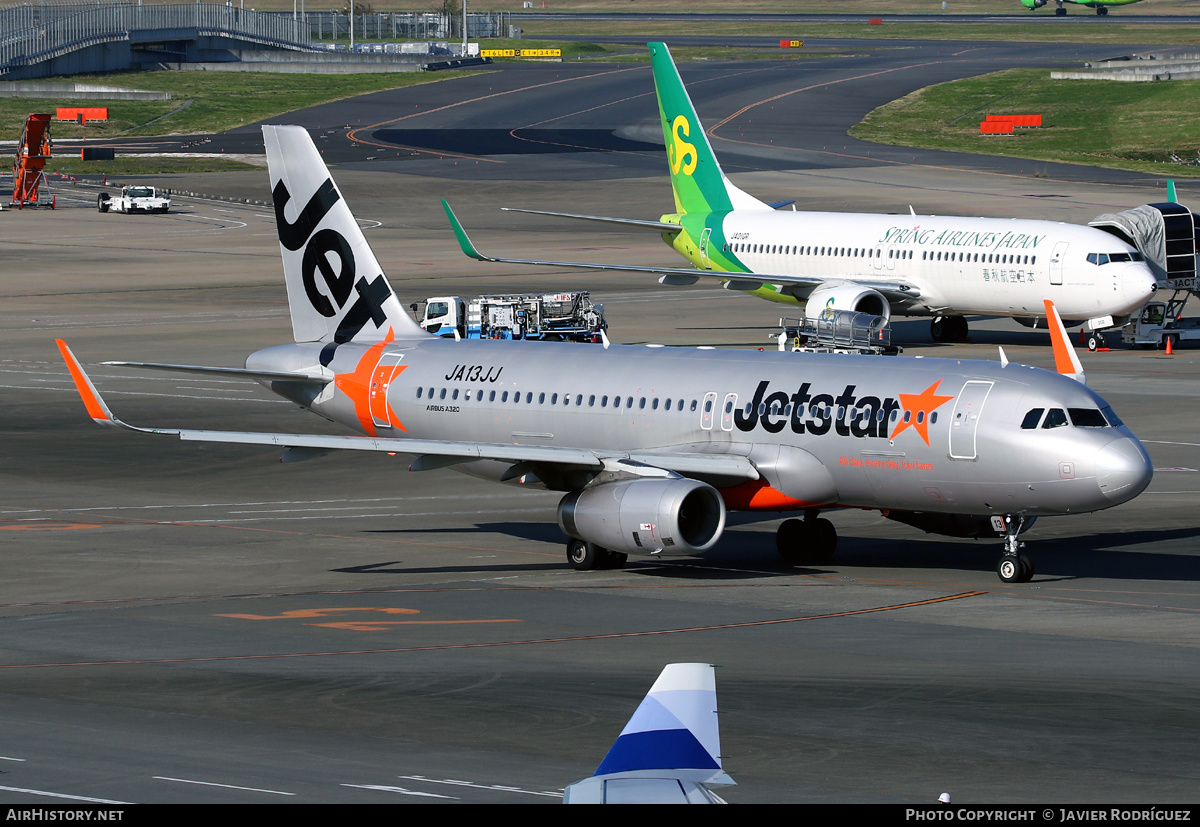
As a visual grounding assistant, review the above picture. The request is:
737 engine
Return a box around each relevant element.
[557,478,726,566]
[804,281,890,322]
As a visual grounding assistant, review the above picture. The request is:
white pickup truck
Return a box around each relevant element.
[97,186,171,214]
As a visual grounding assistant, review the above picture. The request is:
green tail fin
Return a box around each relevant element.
[648,42,768,216]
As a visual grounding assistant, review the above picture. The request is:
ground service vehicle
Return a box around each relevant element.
[1122,299,1200,350]
[97,186,170,214]
[416,292,606,342]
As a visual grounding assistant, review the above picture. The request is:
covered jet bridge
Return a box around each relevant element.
[1090,202,1198,291]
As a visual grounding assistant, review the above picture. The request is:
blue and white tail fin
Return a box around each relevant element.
[563,663,734,804]
[262,125,426,344]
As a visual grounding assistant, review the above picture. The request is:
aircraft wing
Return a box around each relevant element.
[500,207,682,233]
[59,340,759,481]
[444,201,921,301]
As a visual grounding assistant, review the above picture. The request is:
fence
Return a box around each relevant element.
[0,1,312,75]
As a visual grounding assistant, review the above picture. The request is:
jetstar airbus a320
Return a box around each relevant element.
[57,125,1152,583]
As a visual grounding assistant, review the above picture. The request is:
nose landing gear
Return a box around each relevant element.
[995,515,1036,583]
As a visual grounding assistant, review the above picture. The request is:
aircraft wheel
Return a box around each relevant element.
[1018,554,1035,582]
[1097,6,1108,13]
[599,549,627,570]
[949,315,969,341]
[930,317,949,343]
[567,539,600,571]
[1055,6,1066,14]
[1086,333,1101,352]
[776,519,810,563]
[810,518,838,564]
[998,555,1021,583]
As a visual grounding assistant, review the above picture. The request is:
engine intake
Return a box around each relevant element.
[804,281,890,323]
[558,478,726,555]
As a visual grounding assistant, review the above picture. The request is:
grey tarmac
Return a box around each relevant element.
[1,42,1198,805]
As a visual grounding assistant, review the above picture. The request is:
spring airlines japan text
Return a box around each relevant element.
[878,226,1047,253]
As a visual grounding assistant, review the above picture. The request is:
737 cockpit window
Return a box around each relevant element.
[1086,253,1138,265]
[1022,408,1046,430]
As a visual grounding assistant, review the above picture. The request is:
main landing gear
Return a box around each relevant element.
[1086,331,1107,352]
[566,539,628,571]
[930,315,969,343]
[995,514,1036,583]
[776,512,838,565]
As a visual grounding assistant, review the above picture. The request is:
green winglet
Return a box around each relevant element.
[441,199,488,261]
[1167,180,1178,203]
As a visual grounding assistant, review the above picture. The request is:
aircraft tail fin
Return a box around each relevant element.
[564,663,734,803]
[262,125,426,344]
[648,43,769,216]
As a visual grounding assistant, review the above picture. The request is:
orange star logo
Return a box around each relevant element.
[334,328,408,436]
[889,379,954,446]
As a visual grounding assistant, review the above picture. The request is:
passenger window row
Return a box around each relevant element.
[720,243,1036,266]
[416,386,702,412]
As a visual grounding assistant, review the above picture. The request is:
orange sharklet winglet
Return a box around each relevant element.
[56,339,114,424]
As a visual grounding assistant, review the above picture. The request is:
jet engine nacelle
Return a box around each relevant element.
[1020,0,1046,8]
[557,478,726,556]
[804,281,890,323]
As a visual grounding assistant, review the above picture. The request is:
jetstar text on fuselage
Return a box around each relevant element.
[734,379,955,445]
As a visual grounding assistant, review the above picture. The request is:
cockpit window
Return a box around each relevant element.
[1107,251,1144,263]
[1101,406,1123,428]
[1021,408,1044,430]
[1042,408,1068,429]
[1068,408,1108,428]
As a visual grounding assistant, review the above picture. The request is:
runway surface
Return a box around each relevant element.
[2,37,1200,805]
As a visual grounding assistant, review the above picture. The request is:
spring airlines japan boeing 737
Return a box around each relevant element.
[448,43,1158,345]
[58,126,1152,583]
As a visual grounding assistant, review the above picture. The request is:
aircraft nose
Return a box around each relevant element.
[1123,265,1158,308]
[1097,437,1153,503]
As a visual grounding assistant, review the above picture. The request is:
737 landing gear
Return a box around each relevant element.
[1086,331,1106,352]
[566,539,627,571]
[994,515,1036,583]
[776,513,838,565]
[1055,0,1067,14]
[930,315,968,343]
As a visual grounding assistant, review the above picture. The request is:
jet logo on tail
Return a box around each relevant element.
[272,175,391,344]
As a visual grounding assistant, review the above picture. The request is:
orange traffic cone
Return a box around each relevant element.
[1166,336,1174,356]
